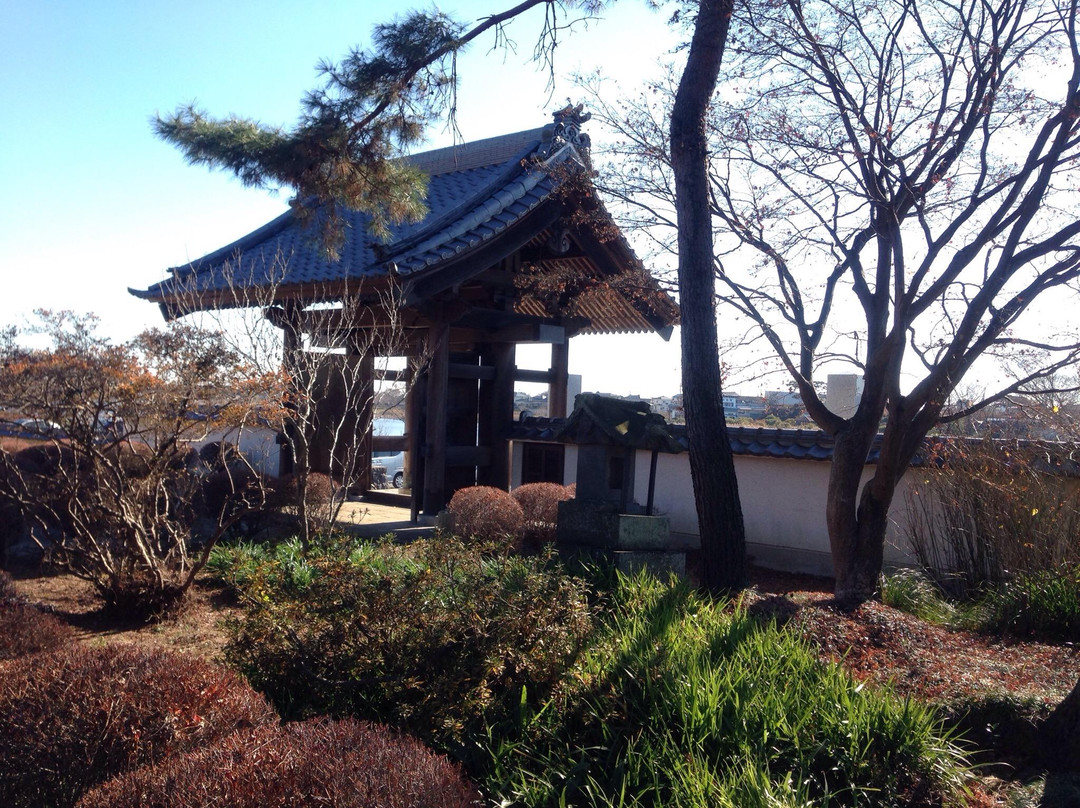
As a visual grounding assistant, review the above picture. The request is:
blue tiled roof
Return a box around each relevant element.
[133,126,571,302]
[512,418,853,461]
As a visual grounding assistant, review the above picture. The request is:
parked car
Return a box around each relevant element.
[371,418,406,489]
[373,450,405,489]
[13,418,66,438]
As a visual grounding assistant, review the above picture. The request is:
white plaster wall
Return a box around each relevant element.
[510,440,925,577]
[635,449,920,576]
[563,445,578,487]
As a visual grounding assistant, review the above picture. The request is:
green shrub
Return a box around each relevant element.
[482,572,968,808]
[970,565,1080,641]
[218,542,967,807]
[205,538,271,589]
[76,717,481,808]
[225,537,593,749]
[880,567,955,624]
[512,482,574,545]
[0,644,277,808]
[447,485,524,545]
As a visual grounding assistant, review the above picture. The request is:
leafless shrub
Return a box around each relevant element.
[905,438,1080,596]
[512,482,575,545]
[447,485,525,546]
[0,312,283,617]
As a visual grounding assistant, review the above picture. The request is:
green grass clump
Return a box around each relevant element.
[484,573,968,808]
[969,566,1080,642]
[881,568,955,624]
[206,539,269,587]
[207,535,328,594]
[879,563,1080,643]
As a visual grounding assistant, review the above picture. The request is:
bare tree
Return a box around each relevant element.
[0,311,279,616]
[593,0,1080,601]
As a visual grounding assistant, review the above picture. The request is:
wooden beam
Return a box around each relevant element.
[448,362,497,381]
[477,342,515,488]
[447,323,573,347]
[277,303,302,477]
[514,368,554,384]
[372,435,407,452]
[408,363,425,522]
[373,368,411,383]
[267,304,430,335]
[445,446,493,467]
[356,351,375,493]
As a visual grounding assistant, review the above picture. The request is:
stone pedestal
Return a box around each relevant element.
[556,499,685,577]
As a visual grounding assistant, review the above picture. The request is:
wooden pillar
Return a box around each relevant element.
[354,348,374,493]
[422,321,450,516]
[278,307,302,477]
[646,449,659,516]
[477,342,516,488]
[549,340,569,419]
[404,355,421,490]
[409,368,426,523]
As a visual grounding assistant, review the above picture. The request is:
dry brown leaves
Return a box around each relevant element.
[777,593,1079,707]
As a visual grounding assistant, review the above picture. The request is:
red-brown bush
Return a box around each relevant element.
[0,644,277,808]
[274,471,336,508]
[0,601,76,660]
[77,717,482,808]
[447,485,524,545]
[512,482,575,545]
[0,571,73,659]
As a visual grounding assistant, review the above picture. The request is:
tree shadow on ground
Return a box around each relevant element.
[1040,772,1080,808]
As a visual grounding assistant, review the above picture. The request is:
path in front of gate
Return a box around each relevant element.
[336,496,436,541]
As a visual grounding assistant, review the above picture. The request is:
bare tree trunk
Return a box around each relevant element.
[670,0,747,594]
[829,404,920,603]
[828,429,886,602]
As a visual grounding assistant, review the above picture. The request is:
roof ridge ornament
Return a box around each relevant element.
[542,103,592,159]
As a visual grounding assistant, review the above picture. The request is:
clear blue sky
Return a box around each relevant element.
[0,0,687,397]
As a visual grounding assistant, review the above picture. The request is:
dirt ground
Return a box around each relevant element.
[7,566,237,662]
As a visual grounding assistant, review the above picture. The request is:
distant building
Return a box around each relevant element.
[722,393,767,420]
